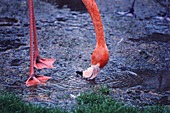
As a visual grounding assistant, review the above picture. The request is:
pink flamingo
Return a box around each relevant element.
[78,0,109,80]
[155,0,170,21]
[116,0,170,21]
[116,0,136,17]
[26,0,56,86]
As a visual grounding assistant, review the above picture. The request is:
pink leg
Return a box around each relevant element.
[26,0,51,86]
[28,0,34,78]
[31,0,56,69]
[32,1,39,57]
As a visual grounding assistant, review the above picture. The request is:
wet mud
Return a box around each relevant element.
[0,0,169,110]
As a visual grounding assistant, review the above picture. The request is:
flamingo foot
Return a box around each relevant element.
[34,56,56,69]
[154,15,170,21]
[82,64,100,80]
[26,74,51,86]
[116,8,136,17]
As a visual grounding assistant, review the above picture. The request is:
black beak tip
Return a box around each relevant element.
[76,71,83,76]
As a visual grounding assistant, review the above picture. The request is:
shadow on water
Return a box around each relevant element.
[133,69,170,91]
[41,0,87,12]
[129,32,170,43]
[128,32,170,92]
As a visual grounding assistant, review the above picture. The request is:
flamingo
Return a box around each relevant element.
[116,0,170,21]
[77,0,109,80]
[26,0,56,86]
[116,0,136,17]
[155,0,170,21]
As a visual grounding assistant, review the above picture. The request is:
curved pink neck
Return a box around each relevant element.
[82,0,106,47]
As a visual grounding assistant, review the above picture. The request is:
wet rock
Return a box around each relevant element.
[165,58,170,61]
[17,33,25,37]
[135,90,141,94]
[0,37,26,52]
[128,85,142,90]
[165,91,170,95]
[160,95,168,104]
[36,26,41,30]
[0,22,13,27]
[132,95,140,100]
[127,90,132,94]
[124,71,138,76]
[10,59,21,66]
[56,17,67,22]
[23,23,29,27]
[143,90,150,93]
[0,17,18,23]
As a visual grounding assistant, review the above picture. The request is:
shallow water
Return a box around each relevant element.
[0,0,169,110]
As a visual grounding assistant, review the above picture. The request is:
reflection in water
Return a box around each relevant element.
[134,69,170,91]
[29,86,38,97]
[129,33,170,43]
[24,86,53,103]
[85,79,97,85]
[158,71,170,91]
[41,0,87,12]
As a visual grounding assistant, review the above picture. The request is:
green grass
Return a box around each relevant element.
[0,90,67,113]
[0,87,169,113]
[73,86,170,113]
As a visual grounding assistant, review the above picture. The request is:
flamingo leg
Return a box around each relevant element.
[26,0,51,86]
[28,0,34,77]
[29,0,56,69]
[32,2,39,57]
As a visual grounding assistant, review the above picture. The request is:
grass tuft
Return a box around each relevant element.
[73,89,170,113]
[0,90,67,113]
[96,85,110,95]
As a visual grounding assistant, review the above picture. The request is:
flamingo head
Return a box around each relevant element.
[82,63,100,80]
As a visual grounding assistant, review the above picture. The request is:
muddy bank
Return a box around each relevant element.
[0,0,169,110]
